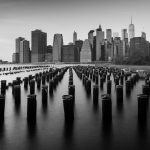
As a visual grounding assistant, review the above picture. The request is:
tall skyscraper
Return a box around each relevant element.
[122,29,128,40]
[80,39,91,62]
[73,31,77,45]
[106,29,112,43]
[88,30,94,48]
[130,37,149,57]
[20,40,30,63]
[15,37,25,63]
[96,25,104,60]
[16,37,25,53]
[141,32,146,40]
[31,29,47,63]
[53,34,63,62]
[129,17,135,41]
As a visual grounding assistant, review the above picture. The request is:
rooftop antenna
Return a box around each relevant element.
[131,16,132,24]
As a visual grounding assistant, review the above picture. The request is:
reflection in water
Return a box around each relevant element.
[0,121,5,139]
[27,120,37,139]
[101,119,113,149]
[137,117,147,139]
[63,120,74,142]
[116,101,124,114]
[42,100,48,115]
[93,101,99,113]
[14,102,21,115]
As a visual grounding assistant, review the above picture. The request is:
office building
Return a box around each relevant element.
[20,40,30,63]
[141,32,146,40]
[53,34,63,62]
[31,29,47,63]
[122,29,128,40]
[106,29,112,43]
[130,37,149,57]
[129,17,135,41]
[96,25,104,60]
[80,39,91,62]
[62,45,79,62]
[73,31,77,45]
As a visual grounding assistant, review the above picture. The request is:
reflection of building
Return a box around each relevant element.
[80,39,91,62]
[20,40,30,63]
[31,29,47,63]
[129,17,135,41]
[53,34,63,62]
[130,37,149,57]
[73,31,77,45]
[96,25,104,60]
[62,45,79,62]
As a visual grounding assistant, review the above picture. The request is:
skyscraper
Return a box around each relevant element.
[20,40,30,63]
[15,37,25,63]
[96,25,104,60]
[122,29,128,40]
[31,29,47,63]
[129,17,135,41]
[106,29,112,43]
[141,32,146,40]
[53,34,63,62]
[80,39,91,62]
[16,37,25,53]
[73,31,77,45]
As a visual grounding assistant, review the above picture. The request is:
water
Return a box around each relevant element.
[0,64,150,150]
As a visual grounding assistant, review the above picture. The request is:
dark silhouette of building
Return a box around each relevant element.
[130,37,149,57]
[45,45,53,62]
[31,29,47,63]
[53,34,63,62]
[62,45,79,62]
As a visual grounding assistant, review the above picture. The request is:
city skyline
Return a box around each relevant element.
[0,0,150,61]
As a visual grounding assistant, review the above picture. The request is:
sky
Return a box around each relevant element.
[0,0,150,61]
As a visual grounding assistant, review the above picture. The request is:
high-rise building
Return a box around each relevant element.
[31,29,47,63]
[75,40,83,62]
[45,45,53,62]
[130,37,149,57]
[62,45,79,62]
[88,30,95,61]
[16,37,25,53]
[15,37,25,63]
[80,39,91,62]
[106,29,112,43]
[20,40,30,63]
[141,32,146,40]
[129,17,135,41]
[53,34,63,62]
[88,30,94,48]
[113,37,123,59]
[96,25,104,60]
[73,31,77,45]
[12,53,19,63]
[122,29,128,40]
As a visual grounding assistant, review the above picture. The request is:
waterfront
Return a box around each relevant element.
[0,64,150,150]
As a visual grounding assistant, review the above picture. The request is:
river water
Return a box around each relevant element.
[0,64,150,150]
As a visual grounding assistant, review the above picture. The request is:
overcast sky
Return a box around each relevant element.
[0,0,150,61]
